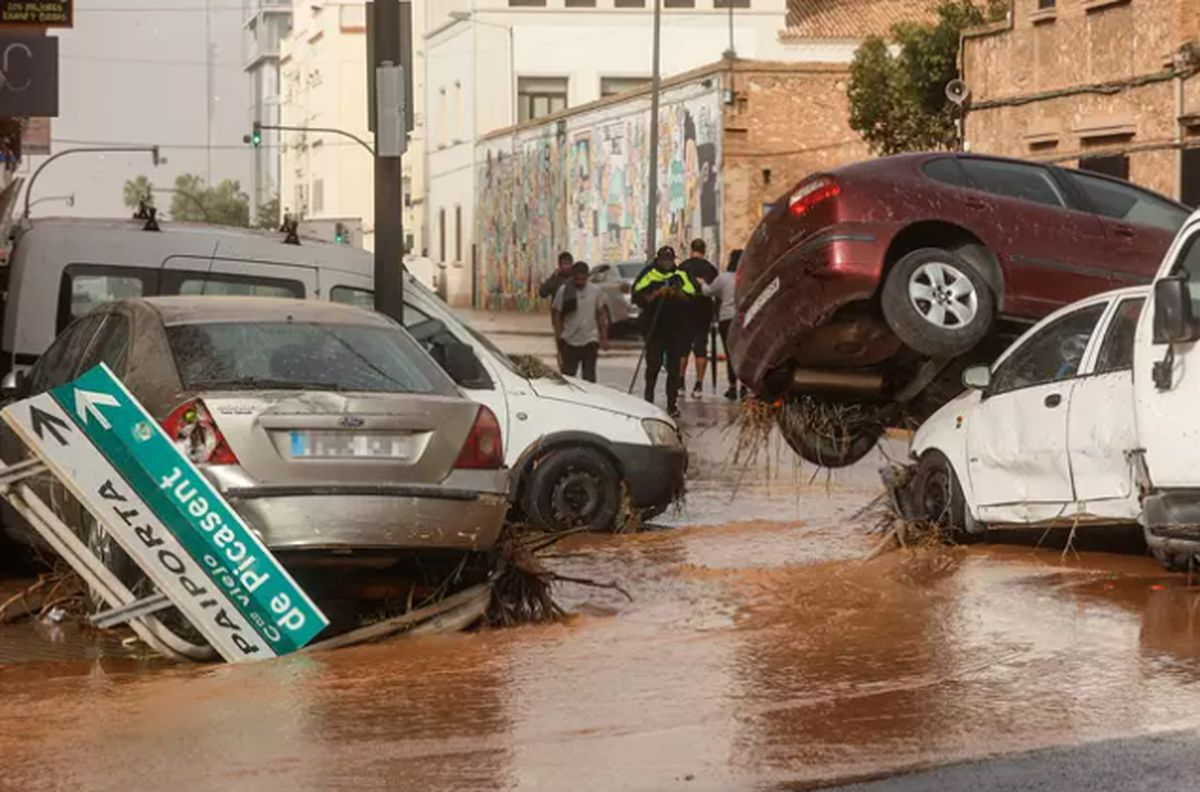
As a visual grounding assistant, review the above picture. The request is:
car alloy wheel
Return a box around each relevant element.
[908,261,979,330]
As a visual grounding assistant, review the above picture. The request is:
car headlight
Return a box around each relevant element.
[642,418,681,446]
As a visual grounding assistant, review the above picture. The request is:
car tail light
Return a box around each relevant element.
[788,177,840,218]
[454,405,503,469]
[161,399,239,466]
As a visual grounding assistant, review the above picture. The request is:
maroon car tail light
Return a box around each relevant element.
[161,399,239,466]
[788,177,840,218]
[454,405,504,469]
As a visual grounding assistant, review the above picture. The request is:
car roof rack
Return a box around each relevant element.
[132,200,160,232]
[280,215,300,246]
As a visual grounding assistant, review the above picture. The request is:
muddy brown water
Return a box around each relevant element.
[4,402,1200,790]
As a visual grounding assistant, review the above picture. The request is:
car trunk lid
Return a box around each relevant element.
[196,391,479,486]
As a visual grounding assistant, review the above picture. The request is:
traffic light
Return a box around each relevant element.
[250,121,262,148]
[334,222,348,244]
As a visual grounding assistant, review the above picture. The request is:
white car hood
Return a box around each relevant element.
[528,376,671,422]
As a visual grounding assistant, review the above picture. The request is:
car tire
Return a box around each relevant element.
[776,398,885,469]
[882,247,996,359]
[523,447,622,533]
[911,450,976,543]
[1150,545,1194,573]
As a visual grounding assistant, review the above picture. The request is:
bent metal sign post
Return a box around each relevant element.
[2,363,327,662]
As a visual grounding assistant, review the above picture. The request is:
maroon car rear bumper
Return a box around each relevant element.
[729,231,887,393]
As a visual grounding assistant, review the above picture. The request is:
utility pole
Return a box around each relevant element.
[372,0,405,321]
[644,0,662,261]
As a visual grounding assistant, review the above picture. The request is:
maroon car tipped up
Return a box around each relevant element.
[729,152,1190,466]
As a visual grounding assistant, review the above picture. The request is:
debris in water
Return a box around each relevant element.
[509,354,567,382]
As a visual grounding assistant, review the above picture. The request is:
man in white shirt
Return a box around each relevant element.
[552,261,609,382]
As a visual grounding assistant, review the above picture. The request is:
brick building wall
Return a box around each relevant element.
[962,0,1200,200]
[721,61,870,254]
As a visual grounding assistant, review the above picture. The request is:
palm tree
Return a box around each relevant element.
[122,175,154,210]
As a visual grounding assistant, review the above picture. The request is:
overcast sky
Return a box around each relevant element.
[21,0,253,218]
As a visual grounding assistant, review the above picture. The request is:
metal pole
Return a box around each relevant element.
[24,147,159,219]
[205,0,213,183]
[373,0,405,322]
[644,0,662,260]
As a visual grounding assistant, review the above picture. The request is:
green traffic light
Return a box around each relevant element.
[251,131,261,147]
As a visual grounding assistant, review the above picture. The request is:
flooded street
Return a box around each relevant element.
[4,353,1200,790]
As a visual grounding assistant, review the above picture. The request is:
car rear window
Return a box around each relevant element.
[166,321,458,396]
[922,157,969,187]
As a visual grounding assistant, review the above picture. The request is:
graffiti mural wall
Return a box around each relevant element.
[476,80,722,309]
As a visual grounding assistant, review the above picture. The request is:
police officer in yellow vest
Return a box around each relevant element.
[632,245,698,418]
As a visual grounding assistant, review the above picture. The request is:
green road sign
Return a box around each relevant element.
[47,364,328,654]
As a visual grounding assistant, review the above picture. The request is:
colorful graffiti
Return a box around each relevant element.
[476,87,722,309]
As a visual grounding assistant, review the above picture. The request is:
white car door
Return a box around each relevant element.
[967,302,1108,514]
[1066,294,1144,507]
[1136,221,1200,489]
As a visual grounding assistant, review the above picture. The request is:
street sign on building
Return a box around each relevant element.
[1,364,328,662]
[21,115,48,154]
[0,35,57,116]
[0,1,72,27]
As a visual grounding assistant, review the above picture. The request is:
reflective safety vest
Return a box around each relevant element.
[633,267,698,297]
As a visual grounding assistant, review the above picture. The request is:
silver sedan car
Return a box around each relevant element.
[2,297,509,571]
[591,261,646,329]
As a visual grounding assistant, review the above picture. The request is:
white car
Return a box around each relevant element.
[904,286,1150,547]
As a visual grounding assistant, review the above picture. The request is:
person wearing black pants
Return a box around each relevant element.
[552,261,608,383]
[632,246,699,417]
[705,249,742,399]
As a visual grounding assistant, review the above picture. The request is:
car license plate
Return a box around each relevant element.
[289,431,418,460]
[743,276,780,327]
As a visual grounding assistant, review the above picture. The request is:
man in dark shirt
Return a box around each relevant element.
[539,251,574,366]
[678,238,719,397]
[632,246,698,418]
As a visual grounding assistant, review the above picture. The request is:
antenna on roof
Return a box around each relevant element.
[280,213,300,246]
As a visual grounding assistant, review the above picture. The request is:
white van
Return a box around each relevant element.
[1,217,687,531]
[902,208,1200,570]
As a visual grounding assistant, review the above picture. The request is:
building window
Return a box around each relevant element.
[614,0,645,7]
[664,0,694,6]
[518,77,568,123]
[1182,149,1200,208]
[454,205,462,263]
[714,0,750,6]
[565,0,596,6]
[601,77,649,97]
[508,0,546,6]
[1079,154,1130,181]
[1037,0,1056,8]
[439,208,447,262]
[312,178,324,213]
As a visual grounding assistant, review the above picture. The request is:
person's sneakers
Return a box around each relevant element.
[723,385,738,401]
[668,404,681,419]
[692,381,703,398]
[739,385,751,400]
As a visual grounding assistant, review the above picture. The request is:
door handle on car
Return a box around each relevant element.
[964,197,988,211]
[1044,393,1062,408]
[1112,224,1136,238]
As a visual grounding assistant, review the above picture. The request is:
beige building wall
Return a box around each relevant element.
[963,0,1200,199]
[721,61,870,255]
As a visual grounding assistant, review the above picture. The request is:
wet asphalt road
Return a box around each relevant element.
[2,330,1200,790]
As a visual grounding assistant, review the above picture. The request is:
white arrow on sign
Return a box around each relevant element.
[75,389,120,430]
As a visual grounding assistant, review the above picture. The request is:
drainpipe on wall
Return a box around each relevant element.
[1175,51,1186,201]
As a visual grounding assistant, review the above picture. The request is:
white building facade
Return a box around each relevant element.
[278,0,426,257]
[423,0,855,306]
[244,0,292,224]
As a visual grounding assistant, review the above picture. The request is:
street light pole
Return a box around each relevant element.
[250,123,375,156]
[24,146,160,219]
[644,0,662,260]
[372,0,405,322]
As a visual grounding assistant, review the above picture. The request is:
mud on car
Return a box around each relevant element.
[729,152,1189,467]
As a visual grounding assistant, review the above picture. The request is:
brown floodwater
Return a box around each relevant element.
[3,400,1199,791]
[3,508,1200,791]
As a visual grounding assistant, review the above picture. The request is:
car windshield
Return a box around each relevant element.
[617,263,644,279]
[166,321,458,395]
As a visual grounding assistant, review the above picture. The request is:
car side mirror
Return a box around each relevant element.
[407,318,448,343]
[962,365,991,391]
[1153,275,1200,344]
[1,369,29,400]
[440,339,488,386]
